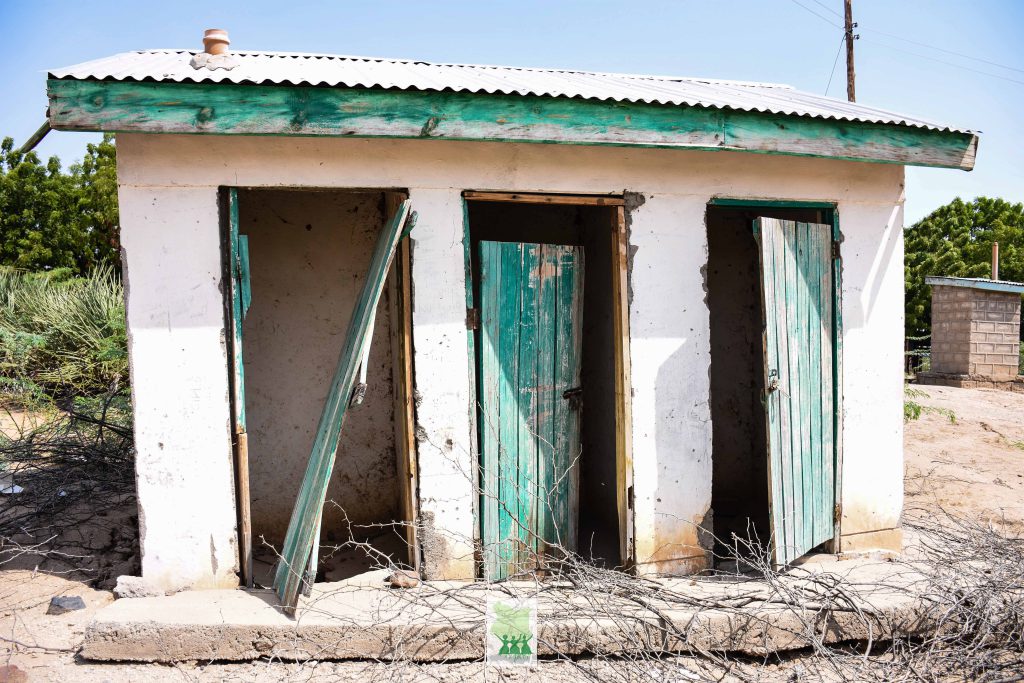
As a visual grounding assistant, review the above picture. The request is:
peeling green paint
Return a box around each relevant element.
[47,78,977,170]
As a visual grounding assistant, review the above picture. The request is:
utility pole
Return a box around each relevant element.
[844,0,858,102]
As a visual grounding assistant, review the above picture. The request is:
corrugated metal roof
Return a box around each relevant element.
[49,49,971,134]
[926,276,1024,293]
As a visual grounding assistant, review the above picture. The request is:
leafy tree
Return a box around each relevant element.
[905,197,1024,337]
[73,134,120,269]
[0,134,119,275]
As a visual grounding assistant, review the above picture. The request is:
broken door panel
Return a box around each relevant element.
[478,241,584,580]
[273,199,413,613]
[227,188,253,587]
[755,217,835,567]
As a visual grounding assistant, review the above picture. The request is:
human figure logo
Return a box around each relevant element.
[485,594,537,667]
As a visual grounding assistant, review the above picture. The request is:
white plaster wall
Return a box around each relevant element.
[403,188,477,579]
[117,134,907,584]
[118,185,239,590]
[627,195,714,572]
[835,198,906,546]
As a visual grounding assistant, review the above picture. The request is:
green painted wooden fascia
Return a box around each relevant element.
[709,198,837,210]
[47,78,977,170]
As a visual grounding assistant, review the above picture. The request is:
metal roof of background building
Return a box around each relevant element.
[925,276,1024,294]
[49,50,971,134]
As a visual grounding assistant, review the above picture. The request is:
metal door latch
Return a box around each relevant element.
[562,386,583,408]
[766,369,780,393]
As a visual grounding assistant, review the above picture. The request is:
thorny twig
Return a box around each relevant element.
[0,384,138,587]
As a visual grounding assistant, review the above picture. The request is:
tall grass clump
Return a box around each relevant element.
[0,268,135,585]
[0,266,127,401]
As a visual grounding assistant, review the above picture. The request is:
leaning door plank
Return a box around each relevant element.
[273,200,413,613]
[226,188,253,588]
[755,218,836,566]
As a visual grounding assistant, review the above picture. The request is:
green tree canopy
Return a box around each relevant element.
[0,134,119,275]
[905,197,1024,337]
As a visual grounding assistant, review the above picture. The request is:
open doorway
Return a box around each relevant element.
[464,194,630,578]
[224,188,417,587]
[706,202,838,566]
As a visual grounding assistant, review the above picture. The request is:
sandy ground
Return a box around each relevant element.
[1,384,1022,681]
[0,409,50,440]
[903,384,1024,529]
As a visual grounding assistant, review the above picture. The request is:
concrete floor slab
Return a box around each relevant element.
[83,558,937,662]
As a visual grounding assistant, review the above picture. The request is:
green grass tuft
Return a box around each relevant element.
[904,384,956,424]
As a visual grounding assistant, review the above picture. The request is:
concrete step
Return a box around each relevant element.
[83,561,933,662]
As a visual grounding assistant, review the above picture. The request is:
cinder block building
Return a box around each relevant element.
[923,276,1023,388]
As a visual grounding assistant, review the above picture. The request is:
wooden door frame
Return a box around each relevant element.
[220,187,253,587]
[707,197,844,553]
[221,187,421,586]
[383,191,421,571]
[461,190,635,571]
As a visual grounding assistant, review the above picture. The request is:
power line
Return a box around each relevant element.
[860,26,1024,75]
[809,0,843,18]
[786,0,1024,88]
[824,34,846,96]
[863,36,1024,86]
[787,0,842,28]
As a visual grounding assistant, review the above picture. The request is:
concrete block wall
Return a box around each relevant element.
[931,285,1022,380]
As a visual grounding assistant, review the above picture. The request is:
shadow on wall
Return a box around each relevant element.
[651,342,713,571]
[841,201,903,335]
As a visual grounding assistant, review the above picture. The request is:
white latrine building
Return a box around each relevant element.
[41,36,977,604]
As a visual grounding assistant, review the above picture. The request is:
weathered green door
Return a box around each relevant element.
[478,241,584,580]
[226,188,253,586]
[754,218,836,567]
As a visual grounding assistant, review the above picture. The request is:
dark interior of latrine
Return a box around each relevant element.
[706,205,830,559]
[235,189,408,587]
[466,200,621,567]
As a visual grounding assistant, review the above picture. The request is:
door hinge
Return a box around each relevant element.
[466,308,479,330]
[627,485,635,511]
[832,240,842,260]
[834,504,842,523]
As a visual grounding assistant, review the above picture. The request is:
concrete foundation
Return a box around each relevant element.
[82,557,933,662]
[916,372,1024,392]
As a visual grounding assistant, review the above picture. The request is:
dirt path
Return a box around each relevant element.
[2,385,1022,681]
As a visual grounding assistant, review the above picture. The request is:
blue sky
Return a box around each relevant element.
[1,0,1020,222]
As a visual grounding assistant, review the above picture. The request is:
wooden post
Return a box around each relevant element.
[844,0,857,102]
[385,192,421,572]
[610,205,634,569]
[992,242,1000,280]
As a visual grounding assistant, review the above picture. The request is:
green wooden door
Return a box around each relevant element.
[478,241,584,580]
[754,218,836,567]
[226,188,253,586]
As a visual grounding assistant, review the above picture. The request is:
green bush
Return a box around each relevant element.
[0,266,127,399]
